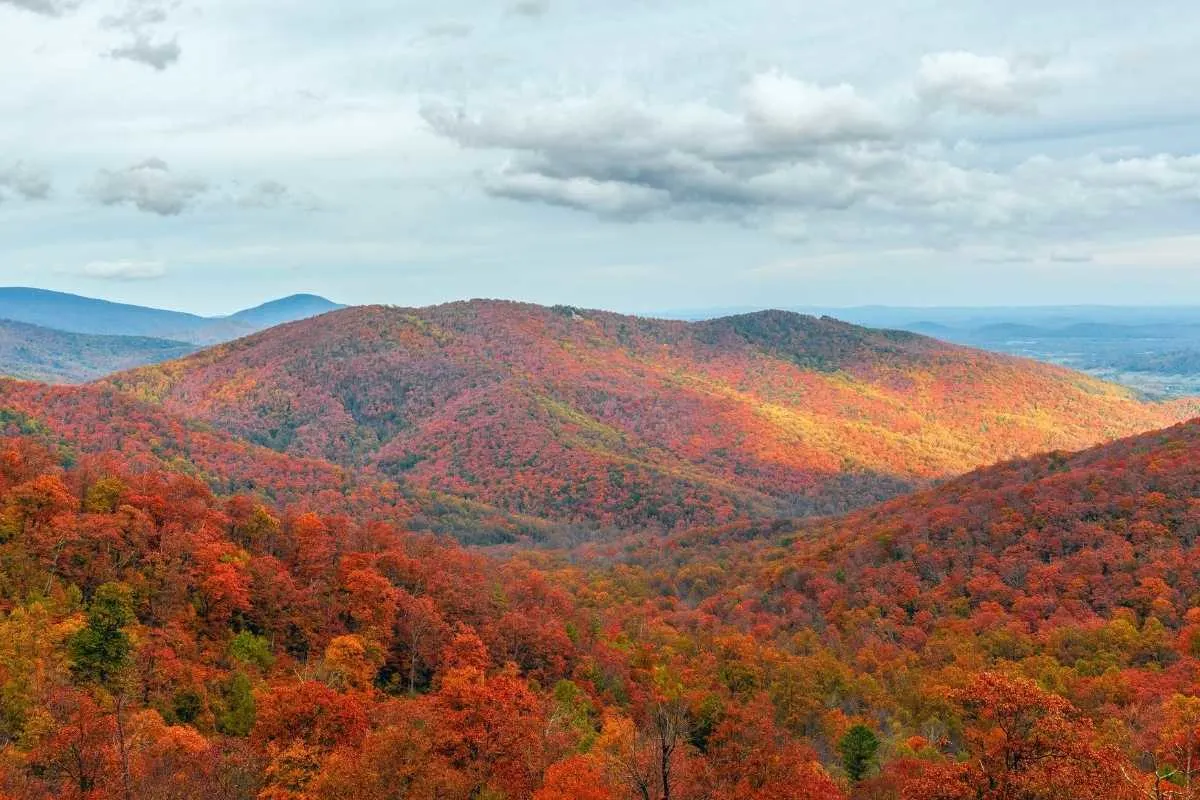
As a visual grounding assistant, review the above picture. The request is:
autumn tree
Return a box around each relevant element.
[898,673,1140,800]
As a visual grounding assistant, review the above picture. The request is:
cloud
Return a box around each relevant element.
[423,64,1200,240]
[487,172,671,218]
[423,21,473,39]
[237,180,290,208]
[743,71,893,144]
[86,159,208,215]
[1080,153,1200,194]
[971,247,1034,264]
[0,163,52,201]
[109,34,181,70]
[0,0,81,17]
[3,0,182,69]
[101,0,169,31]
[915,52,1064,115]
[509,0,548,17]
[79,260,167,280]
[422,76,948,222]
[100,0,181,70]
[1048,250,1093,263]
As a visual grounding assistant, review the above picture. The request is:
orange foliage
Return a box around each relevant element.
[102,301,1196,529]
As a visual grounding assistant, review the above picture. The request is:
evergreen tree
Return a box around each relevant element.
[68,582,135,690]
[838,724,880,782]
[217,671,257,737]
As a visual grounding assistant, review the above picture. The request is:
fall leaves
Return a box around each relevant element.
[99,301,1196,530]
[4,317,1200,799]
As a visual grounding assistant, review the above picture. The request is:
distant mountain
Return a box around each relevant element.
[0,319,196,383]
[228,293,345,328]
[0,287,220,342]
[104,300,1199,529]
[0,288,342,345]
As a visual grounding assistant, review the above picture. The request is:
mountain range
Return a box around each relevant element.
[0,288,342,383]
[0,287,342,344]
[0,288,1198,798]
[104,300,1198,528]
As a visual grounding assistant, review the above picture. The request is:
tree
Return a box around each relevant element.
[1142,694,1200,800]
[595,701,691,800]
[897,673,1140,800]
[68,582,135,690]
[838,724,879,782]
[321,635,381,692]
[535,755,617,800]
[217,672,257,738]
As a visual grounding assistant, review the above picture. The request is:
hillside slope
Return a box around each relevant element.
[0,380,546,544]
[104,300,1199,528]
[565,407,1200,798]
[0,318,196,383]
[0,288,342,345]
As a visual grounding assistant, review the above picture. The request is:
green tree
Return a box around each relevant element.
[552,680,600,751]
[217,671,257,737]
[838,724,880,782]
[229,631,275,671]
[68,582,135,690]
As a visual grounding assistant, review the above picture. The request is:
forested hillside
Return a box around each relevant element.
[0,380,547,545]
[0,428,845,800]
[0,320,195,383]
[592,417,1200,797]
[105,301,1197,529]
[3,374,1200,797]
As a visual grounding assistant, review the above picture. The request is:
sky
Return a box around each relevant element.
[2,0,1200,315]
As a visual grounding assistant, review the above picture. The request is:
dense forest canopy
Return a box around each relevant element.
[105,302,1196,529]
[0,303,1194,798]
[0,369,1198,797]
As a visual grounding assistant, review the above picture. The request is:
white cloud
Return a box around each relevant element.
[422,73,1004,223]
[237,179,290,208]
[743,71,893,144]
[101,0,170,31]
[4,0,1200,309]
[0,163,51,201]
[423,21,473,39]
[486,171,670,218]
[85,159,208,215]
[80,259,167,280]
[915,51,1064,115]
[234,179,323,210]
[422,54,1200,243]
[109,34,181,70]
[1080,153,1200,194]
[1048,250,1093,263]
[509,0,549,17]
[0,0,81,17]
